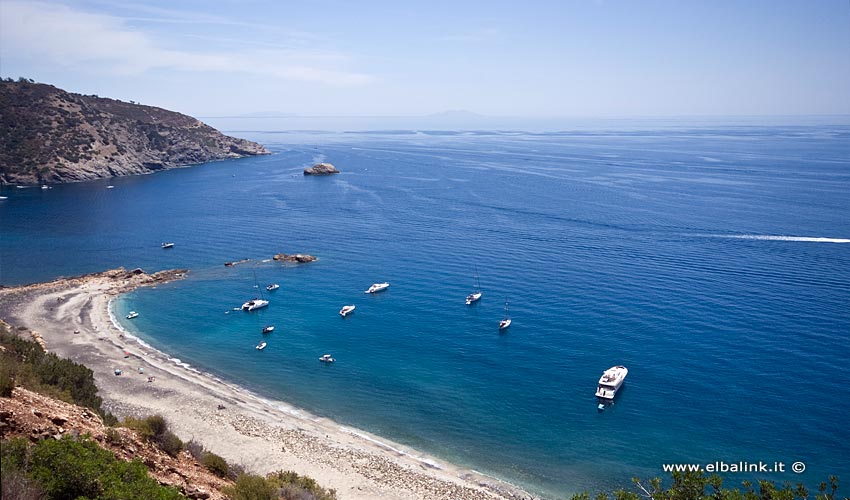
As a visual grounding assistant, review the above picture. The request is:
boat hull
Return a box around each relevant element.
[242,299,269,311]
[365,283,389,294]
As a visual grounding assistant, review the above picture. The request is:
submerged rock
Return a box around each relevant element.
[303,163,339,176]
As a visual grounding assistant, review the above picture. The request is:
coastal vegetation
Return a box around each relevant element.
[122,414,185,457]
[223,471,337,500]
[569,471,841,500]
[1,435,184,500]
[0,78,269,185]
[0,323,116,425]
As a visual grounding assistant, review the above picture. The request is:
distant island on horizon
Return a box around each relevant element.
[0,79,269,186]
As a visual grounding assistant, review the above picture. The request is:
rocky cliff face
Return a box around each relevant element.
[0,80,270,185]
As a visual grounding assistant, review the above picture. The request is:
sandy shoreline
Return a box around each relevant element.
[0,268,533,500]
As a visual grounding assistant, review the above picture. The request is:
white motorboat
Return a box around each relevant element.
[319,354,335,363]
[106,185,115,189]
[365,282,390,294]
[339,305,356,317]
[256,342,267,350]
[595,365,628,400]
[262,325,275,334]
[266,283,279,291]
[161,242,174,249]
[126,311,139,319]
[498,301,511,330]
[242,299,269,311]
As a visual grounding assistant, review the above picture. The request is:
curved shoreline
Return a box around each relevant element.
[0,268,533,500]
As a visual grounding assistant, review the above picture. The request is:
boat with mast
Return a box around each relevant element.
[242,270,269,311]
[498,300,511,330]
[466,266,482,305]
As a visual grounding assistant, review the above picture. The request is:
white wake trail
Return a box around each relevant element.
[693,234,850,244]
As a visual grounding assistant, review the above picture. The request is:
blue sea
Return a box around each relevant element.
[2,124,849,498]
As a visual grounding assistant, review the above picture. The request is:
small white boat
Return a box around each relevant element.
[595,365,628,400]
[0,196,7,200]
[365,282,390,294]
[41,185,49,190]
[498,301,511,330]
[467,267,483,305]
[262,325,275,334]
[339,305,356,317]
[126,311,139,319]
[161,242,174,249]
[242,299,269,311]
[256,342,267,350]
[319,354,335,363]
[266,283,279,291]
[106,185,115,189]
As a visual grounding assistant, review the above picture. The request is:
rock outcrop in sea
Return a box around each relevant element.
[303,163,339,176]
[272,253,317,263]
[0,79,270,185]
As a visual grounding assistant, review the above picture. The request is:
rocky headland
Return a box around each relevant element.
[0,79,270,185]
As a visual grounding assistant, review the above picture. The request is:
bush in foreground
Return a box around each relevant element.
[1,435,182,500]
[222,470,338,500]
[202,451,230,478]
[569,470,841,500]
[0,325,117,425]
[122,414,184,457]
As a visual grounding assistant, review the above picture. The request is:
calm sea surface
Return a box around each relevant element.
[2,126,849,497]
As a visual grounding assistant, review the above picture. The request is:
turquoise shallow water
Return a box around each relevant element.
[2,127,849,497]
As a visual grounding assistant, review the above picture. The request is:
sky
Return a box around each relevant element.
[1,0,849,119]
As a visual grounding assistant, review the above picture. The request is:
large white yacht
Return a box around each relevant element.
[595,365,628,399]
[242,298,269,311]
[364,282,389,294]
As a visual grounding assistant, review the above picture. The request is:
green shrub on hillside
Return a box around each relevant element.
[268,470,337,500]
[202,452,229,478]
[223,474,278,500]
[1,436,183,500]
[0,326,117,425]
[222,470,338,500]
[122,414,183,457]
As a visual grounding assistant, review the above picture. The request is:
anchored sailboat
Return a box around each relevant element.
[466,266,482,305]
[242,270,269,311]
[499,300,512,330]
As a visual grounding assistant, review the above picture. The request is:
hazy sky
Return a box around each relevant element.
[1,0,849,118]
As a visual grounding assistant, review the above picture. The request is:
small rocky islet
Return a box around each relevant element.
[302,162,339,176]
